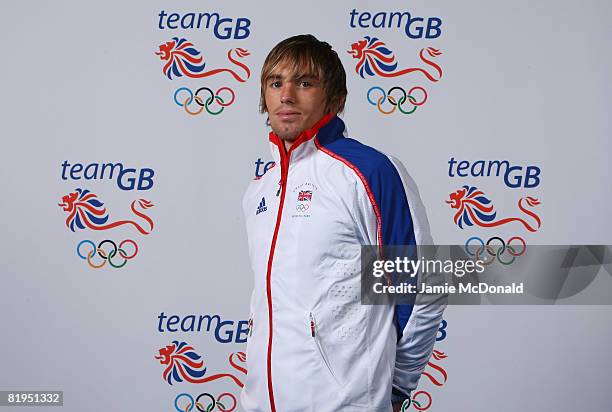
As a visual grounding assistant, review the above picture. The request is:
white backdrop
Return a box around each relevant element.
[1,0,611,411]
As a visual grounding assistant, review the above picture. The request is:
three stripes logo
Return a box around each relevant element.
[256,197,267,215]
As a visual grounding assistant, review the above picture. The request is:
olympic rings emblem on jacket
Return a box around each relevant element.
[465,236,526,265]
[173,87,236,116]
[174,392,237,412]
[76,239,138,269]
[296,204,309,212]
[367,86,428,115]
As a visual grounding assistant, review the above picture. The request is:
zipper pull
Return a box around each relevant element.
[309,312,316,337]
[276,179,283,197]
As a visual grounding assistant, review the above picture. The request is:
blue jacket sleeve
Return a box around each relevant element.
[369,154,447,399]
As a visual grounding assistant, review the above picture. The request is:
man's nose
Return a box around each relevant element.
[280,83,296,104]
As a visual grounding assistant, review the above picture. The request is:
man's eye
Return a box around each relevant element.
[270,81,281,88]
[299,81,311,87]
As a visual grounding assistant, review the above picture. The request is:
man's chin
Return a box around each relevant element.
[272,125,301,142]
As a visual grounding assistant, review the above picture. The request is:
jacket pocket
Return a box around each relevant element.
[309,311,343,388]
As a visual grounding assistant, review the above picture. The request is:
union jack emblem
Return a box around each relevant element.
[298,190,312,201]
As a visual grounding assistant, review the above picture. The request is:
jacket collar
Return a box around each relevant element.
[268,113,346,167]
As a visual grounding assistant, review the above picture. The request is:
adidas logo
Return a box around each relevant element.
[256,197,267,215]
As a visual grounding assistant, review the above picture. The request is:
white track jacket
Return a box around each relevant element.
[241,114,446,411]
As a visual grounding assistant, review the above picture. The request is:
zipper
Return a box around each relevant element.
[248,314,253,338]
[264,144,289,412]
[276,179,282,197]
[309,312,316,337]
[263,114,334,411]
[309,311,342,386]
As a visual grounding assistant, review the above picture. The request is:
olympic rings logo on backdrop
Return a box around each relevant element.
[465,236,526,265]
[174,392,236,412]
[399,391,433,411]
[173,87,236,116]
[76,239,138,269]
[347,36,443,117]
[367,86,428,115]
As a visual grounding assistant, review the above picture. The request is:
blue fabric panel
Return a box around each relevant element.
[317,116,417,338]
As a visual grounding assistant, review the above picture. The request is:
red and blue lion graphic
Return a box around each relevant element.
[155,341,246,387]
[348,36,442,81]
[58,188,154,235]
[446,185,541,232]
[155,37,250,82]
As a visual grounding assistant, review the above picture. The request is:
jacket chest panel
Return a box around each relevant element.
[244,174,282,285]
[276,172,360,276]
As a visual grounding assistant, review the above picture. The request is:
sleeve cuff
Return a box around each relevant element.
[391,386,410,404]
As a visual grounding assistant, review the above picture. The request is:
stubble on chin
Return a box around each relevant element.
[273,125,300,143]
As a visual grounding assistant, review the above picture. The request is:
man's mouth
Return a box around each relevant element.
[276,111,301,120]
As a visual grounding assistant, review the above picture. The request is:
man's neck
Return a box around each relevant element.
[275,113,335,153]
[274,132,299,152]
[283,139,294,152]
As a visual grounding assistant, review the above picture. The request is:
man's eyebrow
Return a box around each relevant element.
[265,73,320,83]
[293,74,319,81]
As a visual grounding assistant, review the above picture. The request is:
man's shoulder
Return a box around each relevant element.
[320,135,402,181]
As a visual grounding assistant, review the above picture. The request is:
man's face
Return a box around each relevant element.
[264,61,327,145]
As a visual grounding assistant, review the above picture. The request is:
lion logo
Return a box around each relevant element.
[155,341,246,387]
[446,185,541,232]
[155,37,250,82]
[58,188,154,235]
[348,36,442,81]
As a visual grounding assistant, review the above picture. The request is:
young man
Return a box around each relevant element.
[241,34,445,412]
